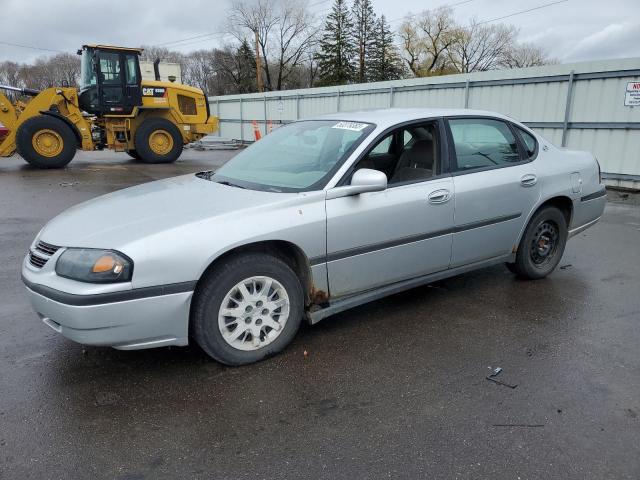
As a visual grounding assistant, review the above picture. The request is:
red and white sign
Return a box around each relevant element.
[625,82,640,106]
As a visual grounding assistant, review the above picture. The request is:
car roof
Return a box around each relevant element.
[309,108,516,130]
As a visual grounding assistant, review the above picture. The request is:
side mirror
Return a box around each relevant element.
[326,168,387,200]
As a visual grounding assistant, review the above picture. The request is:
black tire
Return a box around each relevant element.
[16,115,76,169]
[133,117,183,164]
[511,206,568,279]
[192,253,304,366]
[125,149,140,160]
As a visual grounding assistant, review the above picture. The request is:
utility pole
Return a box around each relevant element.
[255,30,263,93]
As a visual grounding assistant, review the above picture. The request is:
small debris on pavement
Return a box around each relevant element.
[303,350,309,357]
[486,366,518,389]
[560,264,573,270]
[492,424,544,428]
[59,181,79,187]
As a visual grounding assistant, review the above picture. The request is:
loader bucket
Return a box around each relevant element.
[0,121,16,157]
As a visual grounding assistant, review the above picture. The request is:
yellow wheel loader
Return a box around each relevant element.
[0,45,218,168]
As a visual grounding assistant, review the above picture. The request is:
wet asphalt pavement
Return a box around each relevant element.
[1,150,639,480]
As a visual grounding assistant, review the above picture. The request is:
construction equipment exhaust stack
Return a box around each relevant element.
[153,58,161,81]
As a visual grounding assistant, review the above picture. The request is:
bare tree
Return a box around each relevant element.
[399,7,457,77]
[448,20,517,73]
[301,47,319,87]
[0,61,24,102]
[48,53,81,87]
[139,46,186,64]
[228,0,278,90]
[417,7,457,74]
[501,42,555,69]
[181,49,217,94]
[1,5,554,97]
[228,0,318,91]
[274,1,318,89]
[2,53,79,91]
[0,61,23,88]
[398,18,425,76]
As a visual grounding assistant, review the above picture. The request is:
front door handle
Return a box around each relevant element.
[428,189,451,204]
[521,174,538,187]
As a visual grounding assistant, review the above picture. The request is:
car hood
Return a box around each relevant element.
[39,174,300,248]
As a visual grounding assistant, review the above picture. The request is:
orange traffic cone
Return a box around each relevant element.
[252,120,262,141]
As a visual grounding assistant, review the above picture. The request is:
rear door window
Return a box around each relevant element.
[448,118,521,172]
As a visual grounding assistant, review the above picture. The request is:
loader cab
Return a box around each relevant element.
[78,45,143,116]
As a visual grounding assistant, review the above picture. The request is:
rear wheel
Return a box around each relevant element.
[192,253,303,365]
[16,115,77,168]
[510,206,568,279]
[133,118,183,164]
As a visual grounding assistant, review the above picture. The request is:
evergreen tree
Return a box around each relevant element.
[351,0,377,83]
[316,0,356,86]
[235,39,257,93]
[369,15,406,82]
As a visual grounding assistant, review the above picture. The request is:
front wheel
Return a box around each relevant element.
[192,253,304,365]
[16,115,77,168]
[510,206,568,279]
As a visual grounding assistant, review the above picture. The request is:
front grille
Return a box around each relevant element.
[28,251,48,269]
[35,241,60,256]
[28,240,61,269]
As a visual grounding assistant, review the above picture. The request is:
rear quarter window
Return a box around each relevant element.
[516,127,538,159]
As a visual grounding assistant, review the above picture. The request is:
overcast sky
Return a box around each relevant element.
[0,0,638,65]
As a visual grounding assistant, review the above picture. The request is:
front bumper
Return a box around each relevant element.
[22,273,194,350]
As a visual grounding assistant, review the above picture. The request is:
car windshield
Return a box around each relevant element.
[208,120,374,192]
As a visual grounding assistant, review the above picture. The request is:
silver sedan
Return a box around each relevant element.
[22,108,606,365]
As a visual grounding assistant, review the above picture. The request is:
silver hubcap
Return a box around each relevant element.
[218,276,290,351]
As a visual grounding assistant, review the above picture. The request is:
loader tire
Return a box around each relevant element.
[125,149,140,160]
[16,115,77,169]
[134,118,183,164]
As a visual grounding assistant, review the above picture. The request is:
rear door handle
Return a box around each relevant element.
[428,189,451,204]
[520,174,537,187]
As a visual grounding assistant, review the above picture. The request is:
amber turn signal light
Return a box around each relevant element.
[92,255,118,273]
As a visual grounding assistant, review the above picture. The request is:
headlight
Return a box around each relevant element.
[55,248,133,283]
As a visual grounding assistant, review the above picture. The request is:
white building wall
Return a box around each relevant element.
[139,61,182,83]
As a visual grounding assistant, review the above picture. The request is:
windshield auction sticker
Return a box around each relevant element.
[332,121,368,131]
